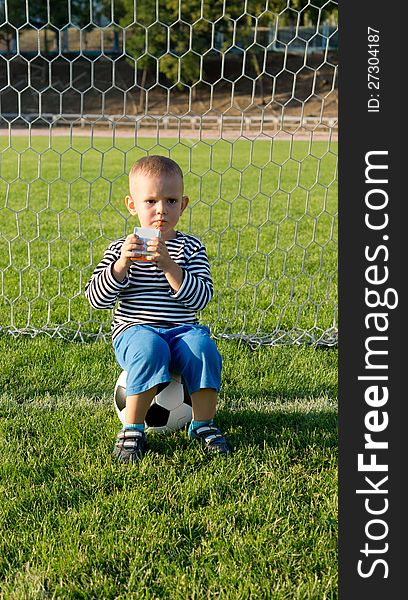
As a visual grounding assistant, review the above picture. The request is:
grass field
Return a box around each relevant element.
[0,135,337,342]
[1,134,337,598]
[0,336,337,599]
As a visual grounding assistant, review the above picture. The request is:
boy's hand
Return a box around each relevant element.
[112,234,144,282]
[120,233,145,265]
[145,238,184,292]
[145,238,173,271]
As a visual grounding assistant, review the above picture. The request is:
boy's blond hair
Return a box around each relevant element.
[129,155,183,191]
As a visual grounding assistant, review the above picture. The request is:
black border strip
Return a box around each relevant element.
[339,2,406,597]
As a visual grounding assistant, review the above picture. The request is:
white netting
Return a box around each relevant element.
[0,0,338,346]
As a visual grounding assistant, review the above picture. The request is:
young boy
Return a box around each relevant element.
[85,155,231,463]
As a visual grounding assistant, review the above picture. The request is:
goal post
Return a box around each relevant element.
[0,0,338,346]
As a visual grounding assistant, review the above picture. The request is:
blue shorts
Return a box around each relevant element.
[113,324,222,396]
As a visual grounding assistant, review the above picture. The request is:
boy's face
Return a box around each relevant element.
[125,172,189,241]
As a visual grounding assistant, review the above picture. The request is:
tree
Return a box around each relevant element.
[289,0,338,25]
[113,0,274,91]
[0,0,26,52]
[0,0,100,54]
[99,0,337,97]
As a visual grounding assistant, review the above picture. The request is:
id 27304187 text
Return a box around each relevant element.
[367,27,380,113]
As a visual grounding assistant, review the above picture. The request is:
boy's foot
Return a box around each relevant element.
[113,428,146,464]
[189,424,231,456]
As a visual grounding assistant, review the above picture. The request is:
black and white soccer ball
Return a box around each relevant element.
[113,370,192,434]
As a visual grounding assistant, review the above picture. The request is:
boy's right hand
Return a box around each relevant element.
[120,233,145,266]
[112,234,144,282]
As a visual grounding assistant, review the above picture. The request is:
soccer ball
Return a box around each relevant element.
[113,370,192,434]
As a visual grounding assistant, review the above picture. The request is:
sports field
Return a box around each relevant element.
[0,135,338,599]
[0,135,337,341]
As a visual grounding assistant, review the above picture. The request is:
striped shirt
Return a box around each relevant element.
[85,231,213,341]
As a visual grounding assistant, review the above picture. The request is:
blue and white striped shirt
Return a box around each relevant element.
[85,231,213,341]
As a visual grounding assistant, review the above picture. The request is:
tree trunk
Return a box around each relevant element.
[251,53,264,105]
[139,65,148,112]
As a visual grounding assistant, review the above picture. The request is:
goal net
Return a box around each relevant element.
[0,0,338,346]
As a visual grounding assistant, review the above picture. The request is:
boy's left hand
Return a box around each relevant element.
[145,237,184,292]
[145,238,174,272]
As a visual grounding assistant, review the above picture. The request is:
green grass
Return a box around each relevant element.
[0,134,338,596]
[0,135,337,341]
[0,336,337,599]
